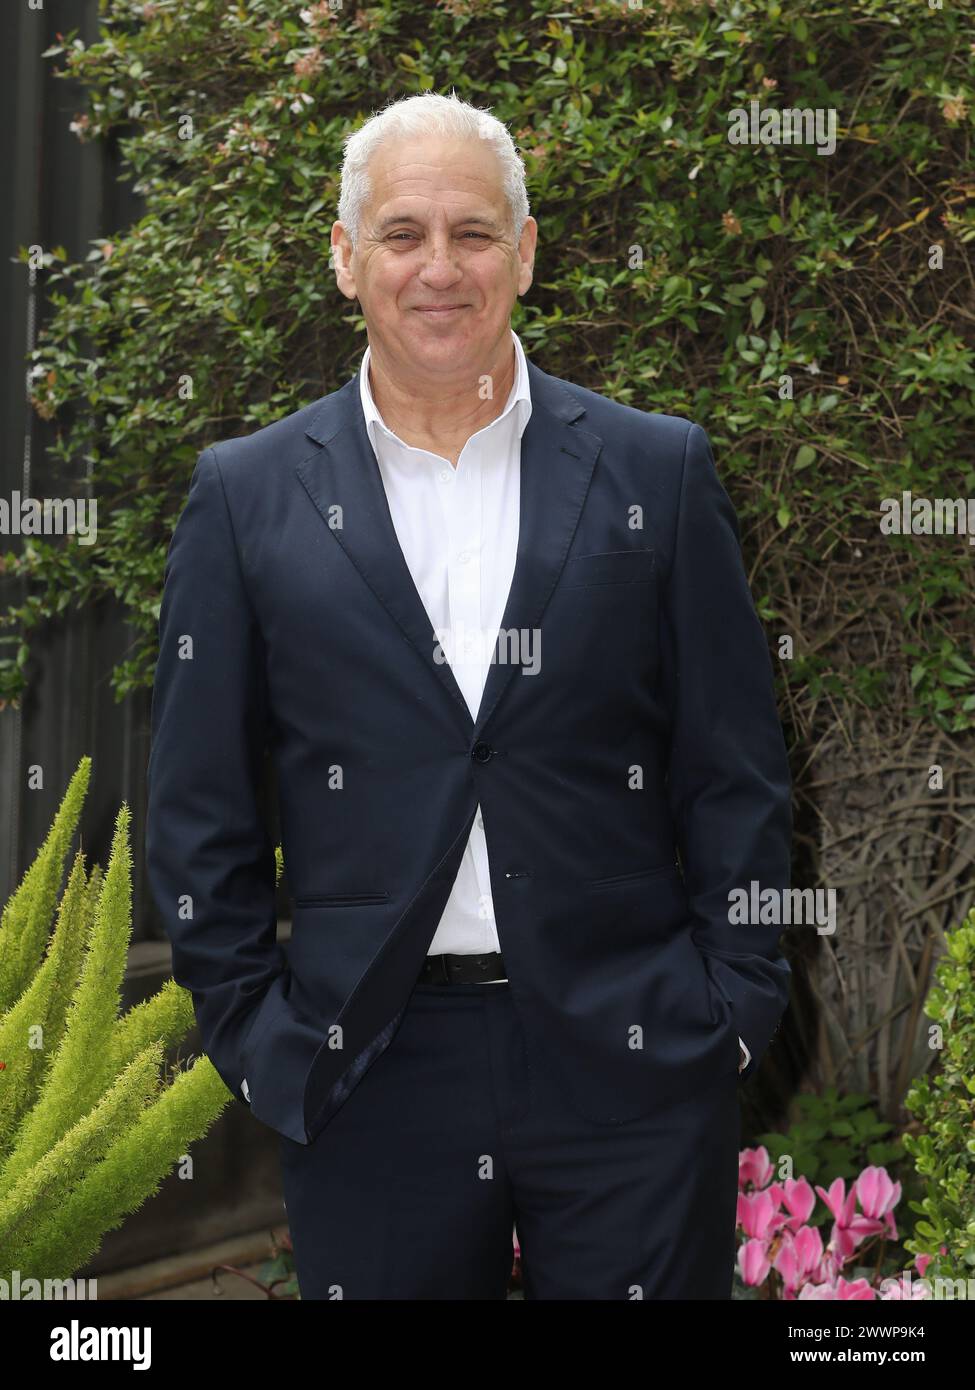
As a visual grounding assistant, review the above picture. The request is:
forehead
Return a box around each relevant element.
[364,134,508,214]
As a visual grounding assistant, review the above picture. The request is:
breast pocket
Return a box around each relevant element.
[293,892,390,907]
[585,862,680,889]
[561,548,655,588]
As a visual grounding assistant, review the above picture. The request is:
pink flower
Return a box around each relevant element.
[829,1221,862,1264]
[812,1248,841,1286]
[856,1165,901,1217]
[817,1167,901,1258]
[833,1276,877,1300]
[915,1252,932,1278]
[737,1189,779,1240]
[799,1276,875,1300]
[797,1280,837,1299]
[738,1159,907,1300]
[780,1177,816,1230]
[738,1146,774,1190]
[848,1211,892,1243]
[773,1224,823,1292]
[813,1172,890,1256]
[855,1165,901,1239]
[815,1177,857,1227]
[738,1238,772,1286]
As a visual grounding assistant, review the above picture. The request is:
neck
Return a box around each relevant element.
[367,335,516,466]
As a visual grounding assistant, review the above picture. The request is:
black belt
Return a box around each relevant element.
[418,951,507,985]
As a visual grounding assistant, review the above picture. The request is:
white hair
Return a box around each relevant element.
[337,90,530,252]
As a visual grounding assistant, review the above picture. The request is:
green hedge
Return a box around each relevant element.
[6,0,974,739]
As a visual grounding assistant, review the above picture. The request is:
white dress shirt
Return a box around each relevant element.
[361,327,529,974]
[239,329,748,1101]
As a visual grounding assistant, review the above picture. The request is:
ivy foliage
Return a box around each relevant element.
[5,0,974,733]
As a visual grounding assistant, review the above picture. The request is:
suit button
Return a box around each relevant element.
[471,742,493,763]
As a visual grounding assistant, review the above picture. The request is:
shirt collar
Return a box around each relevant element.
[359,326,532,456]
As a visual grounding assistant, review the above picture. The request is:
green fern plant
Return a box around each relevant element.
[0,755,232,1280]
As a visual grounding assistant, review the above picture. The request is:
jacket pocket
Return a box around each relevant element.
[562,548,656,587]
[586,863,680,889]
[293,891,390,907]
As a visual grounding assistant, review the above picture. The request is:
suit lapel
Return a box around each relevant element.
[295,354,602,742]
[472,365,601,738]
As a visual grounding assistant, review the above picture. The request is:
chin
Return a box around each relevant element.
[405,334,476,360]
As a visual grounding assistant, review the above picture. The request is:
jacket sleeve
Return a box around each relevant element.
[146,446,284,1105]
[659,423,793,1080]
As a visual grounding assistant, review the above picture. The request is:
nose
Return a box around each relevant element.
[417,232,464,286]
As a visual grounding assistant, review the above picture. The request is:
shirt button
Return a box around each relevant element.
[438,469,452,483]
[457,551,471,564]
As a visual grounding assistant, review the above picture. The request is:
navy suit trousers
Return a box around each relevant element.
[277,980,741,1300]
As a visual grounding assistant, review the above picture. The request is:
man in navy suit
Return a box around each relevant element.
[146,91,791,1300]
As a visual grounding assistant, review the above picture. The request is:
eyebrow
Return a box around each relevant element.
[373,213,503,235]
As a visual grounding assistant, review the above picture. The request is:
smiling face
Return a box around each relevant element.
[332,134,536,384]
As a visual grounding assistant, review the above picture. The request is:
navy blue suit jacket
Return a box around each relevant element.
[146,354,792,1144]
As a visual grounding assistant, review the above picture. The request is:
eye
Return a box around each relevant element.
[387,231,490,242]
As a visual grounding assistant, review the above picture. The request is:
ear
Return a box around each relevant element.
[516,215,538,298]
[331,221,357,301]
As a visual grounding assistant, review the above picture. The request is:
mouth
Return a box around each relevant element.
[412,305,469,316]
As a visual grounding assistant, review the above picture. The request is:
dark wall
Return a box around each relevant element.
[0,0,158,924]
